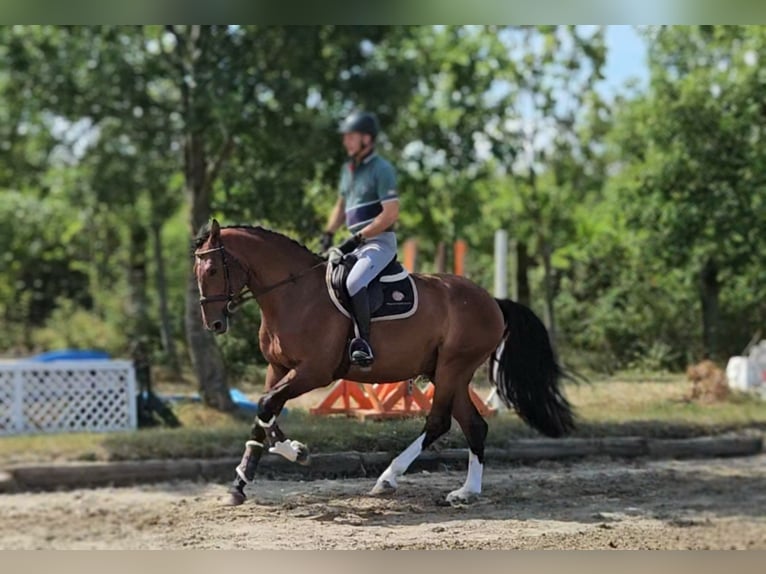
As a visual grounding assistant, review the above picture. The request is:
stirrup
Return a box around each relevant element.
[349,338,374,366]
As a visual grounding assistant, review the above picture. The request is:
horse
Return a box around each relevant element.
[193,220,575,506]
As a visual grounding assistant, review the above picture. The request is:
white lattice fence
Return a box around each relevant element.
[0,361,137,435]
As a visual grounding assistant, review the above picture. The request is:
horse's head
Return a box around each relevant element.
[193,219,249,334]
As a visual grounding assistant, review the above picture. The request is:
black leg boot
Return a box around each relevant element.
[349,286,374,366]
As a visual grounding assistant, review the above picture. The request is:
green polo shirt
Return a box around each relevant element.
[338,153,398,234]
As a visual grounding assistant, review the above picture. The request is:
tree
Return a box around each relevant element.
[382,26,521,272]
[2,25,434,406]
[2,26,221,399]
[161,25,431,408]
[470,26,608,345]
[611,25,766,358]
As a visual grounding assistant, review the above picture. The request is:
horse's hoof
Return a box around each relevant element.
[224,490,247,506]
[445,489,479,506]
[295,443,311,466]
[370,479,397,496]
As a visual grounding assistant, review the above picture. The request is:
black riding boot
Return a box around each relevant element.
[349,286,374,366]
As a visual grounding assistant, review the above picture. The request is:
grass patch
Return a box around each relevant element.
[1,375,764,466]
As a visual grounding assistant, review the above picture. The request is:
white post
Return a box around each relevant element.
[126,362,138,429]
[490,230,509,410]
[12,365,24,433]
[494,229,508,299]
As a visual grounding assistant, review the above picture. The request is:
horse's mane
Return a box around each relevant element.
[193,224,322,261]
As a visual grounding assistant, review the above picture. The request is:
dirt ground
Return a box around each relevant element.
[1,454,765,549]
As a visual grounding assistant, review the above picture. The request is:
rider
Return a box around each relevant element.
[321,110,400,367]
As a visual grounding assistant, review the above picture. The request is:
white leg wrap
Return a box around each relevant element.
[235,466,250,483]
[371,433,425,494]
[446,451,483,504]
[235,440,264,484]
[269,439,304,462]
[256,416,276,428]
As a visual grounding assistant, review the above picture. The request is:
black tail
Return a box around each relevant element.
[491,299,575,438]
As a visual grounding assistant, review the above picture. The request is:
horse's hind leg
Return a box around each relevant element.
[370,382,454,495]
[446,386,488,505]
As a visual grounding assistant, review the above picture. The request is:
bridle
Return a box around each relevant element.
[194,241,325,314]
[195,245,245,314]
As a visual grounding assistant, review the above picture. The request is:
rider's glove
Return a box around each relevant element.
[337,233,364,254]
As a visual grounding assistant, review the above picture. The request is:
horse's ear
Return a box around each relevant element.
[210,219,221,242]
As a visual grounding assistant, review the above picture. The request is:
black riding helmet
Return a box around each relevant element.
[338,111,379,139]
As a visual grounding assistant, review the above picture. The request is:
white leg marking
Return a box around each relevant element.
[370,433,425,494]
[491,340,505,384]
[446,451,483,504]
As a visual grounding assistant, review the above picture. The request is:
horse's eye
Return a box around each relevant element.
[209,268,218,277]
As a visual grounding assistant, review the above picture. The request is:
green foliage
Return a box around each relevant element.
[31,299,125,356]
[0,190,92,349]
[1,25,765,383]
[608,25,766,358]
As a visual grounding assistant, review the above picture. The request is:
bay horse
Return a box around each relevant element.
[193,220,574,506]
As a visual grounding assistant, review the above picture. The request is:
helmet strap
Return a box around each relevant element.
[353,137,375,164]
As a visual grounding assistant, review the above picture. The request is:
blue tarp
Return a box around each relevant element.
[26,350,275,416]
[27,349,111,362]
[229,388,260,415]
[163,388,280,416]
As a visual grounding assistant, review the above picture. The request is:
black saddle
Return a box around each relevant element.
[327,255,418,321]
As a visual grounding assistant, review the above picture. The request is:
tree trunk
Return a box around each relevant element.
[185,271,233,410]
[699,258,720,359]
[516,240,532,307]
[151,221,181,377]
[184,133,233,411]
[127,223,150,340]
[177,25,234,412]
[541,240,557,347]
[434,241,446,273]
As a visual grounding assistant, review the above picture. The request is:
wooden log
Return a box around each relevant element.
[647,436,763,459]
[0,471,17,493]
[489,438,649,461]
[10,460,203,490]
[358,452,394,476]
[410,450,468,472]
[597,437,649,457]
[200,452,366,482]
[4,436,762,492]
[489,439,604,460]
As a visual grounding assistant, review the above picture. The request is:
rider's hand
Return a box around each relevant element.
[319,231,334,252]
[337,233,364,254]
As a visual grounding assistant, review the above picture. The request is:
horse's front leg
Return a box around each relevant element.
[226,364,329,506]
[226,364,285,505]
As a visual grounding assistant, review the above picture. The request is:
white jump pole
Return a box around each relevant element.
[494,229,508,299]
[489,229,509,410]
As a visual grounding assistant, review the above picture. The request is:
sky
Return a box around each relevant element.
[497,26,651,169]
[601,25,649,98]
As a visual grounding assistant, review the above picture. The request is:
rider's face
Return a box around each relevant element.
[343,132,369,157]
